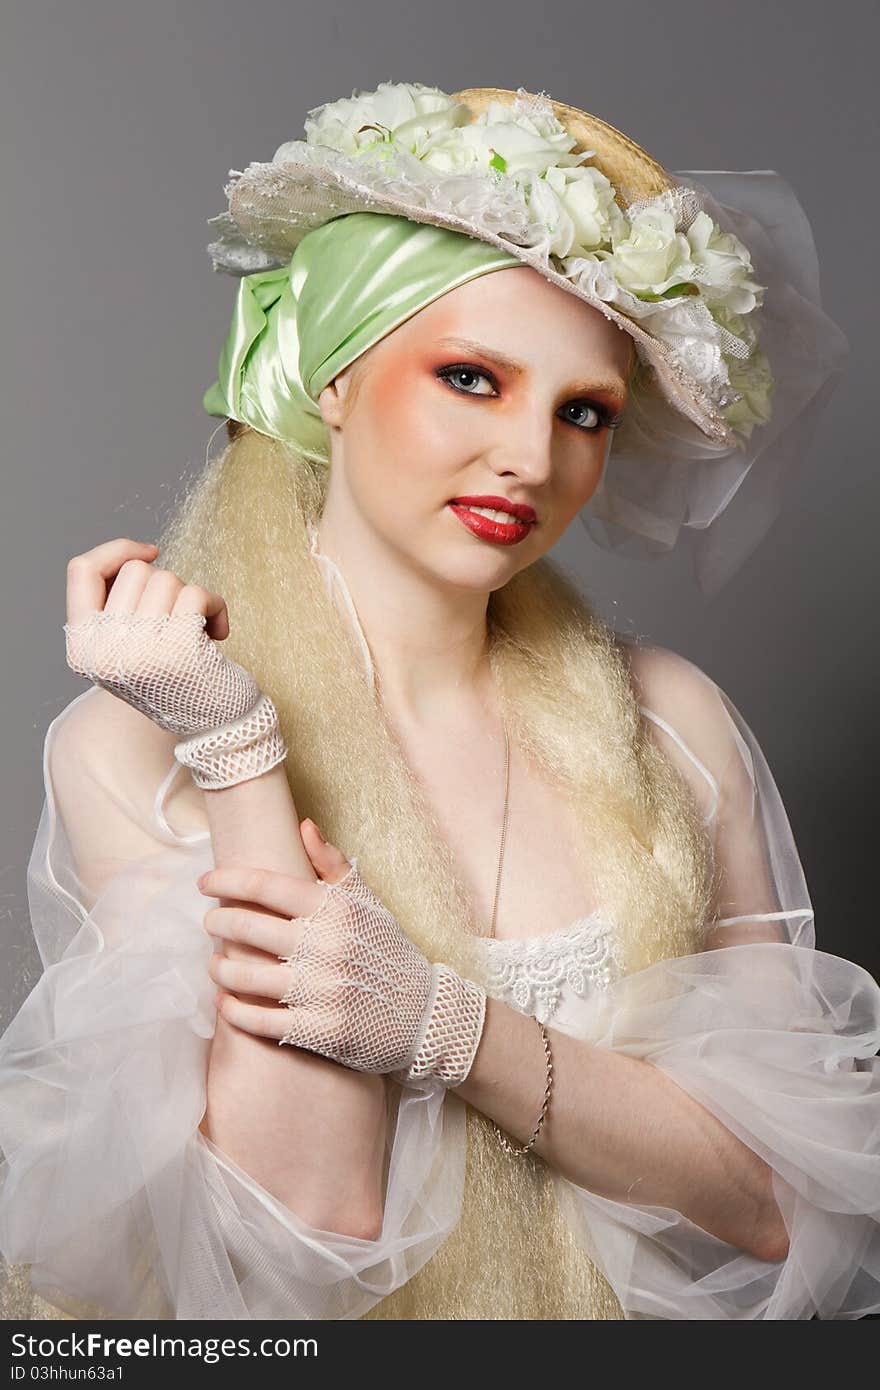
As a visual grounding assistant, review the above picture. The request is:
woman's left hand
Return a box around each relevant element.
[199,819,356,1043]
[198,820,488,1087]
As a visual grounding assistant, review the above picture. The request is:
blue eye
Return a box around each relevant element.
[436,364,623,433]
[560,401,603,431]
[438,365,495,396]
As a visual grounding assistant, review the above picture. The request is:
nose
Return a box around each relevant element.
[489,409,556,489]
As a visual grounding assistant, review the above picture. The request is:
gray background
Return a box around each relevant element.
[2,0,877,1028]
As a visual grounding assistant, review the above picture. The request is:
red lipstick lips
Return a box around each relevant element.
[452,495,537,523]
[448,495,537,546]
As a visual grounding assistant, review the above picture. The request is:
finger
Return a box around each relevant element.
[207,949,295,1003]
[135,568,186,616]
[275,1007,343,1059]
[197,865,327,919]
[172,584,230,640]
[203,903,300,957]
[299,819,353,885]
[66,539,159,623]
[214,991,296,1043]
[103,558,156,613]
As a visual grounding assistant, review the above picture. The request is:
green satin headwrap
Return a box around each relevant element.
[202,211,523,463]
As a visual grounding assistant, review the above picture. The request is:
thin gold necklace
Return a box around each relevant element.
[486,718,511,940]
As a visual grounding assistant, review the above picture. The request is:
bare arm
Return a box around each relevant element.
[454,999,788,1261]
[199,762,390,1240]
[465,633,813,1264]
[455,640,797,1264]
[63,536,389,1241]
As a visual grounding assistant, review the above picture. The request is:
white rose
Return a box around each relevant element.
[560,251,621,303]
[721,347,775,436]
[710,302,759,363]
[476,99,581,174]
[522,174,576,257]
[543,165,627,252]
[645,298,732,387]
[300,81,464,158]
[503,98,578,151]
[607,208,697,297]
[420,100,581,182]
[414,136,484,175]
[686,211,764,314]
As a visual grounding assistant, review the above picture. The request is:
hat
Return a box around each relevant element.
[204,81,848,594]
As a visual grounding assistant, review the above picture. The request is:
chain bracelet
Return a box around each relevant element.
[492,1017,553,1156]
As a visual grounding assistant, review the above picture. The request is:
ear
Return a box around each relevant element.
[318,364,359,428]
[317,378,345,428]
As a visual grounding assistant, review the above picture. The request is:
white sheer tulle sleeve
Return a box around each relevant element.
[0,686,464,1320]
[551,642,880,1319]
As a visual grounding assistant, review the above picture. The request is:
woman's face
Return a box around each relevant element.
[318,263,634,590]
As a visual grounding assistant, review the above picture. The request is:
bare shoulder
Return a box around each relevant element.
[615,637,735,816]
[616,636,721,720]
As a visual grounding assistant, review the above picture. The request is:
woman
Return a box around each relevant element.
[0,82,877,1321]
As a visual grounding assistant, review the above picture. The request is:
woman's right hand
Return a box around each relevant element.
[65,537,288,790]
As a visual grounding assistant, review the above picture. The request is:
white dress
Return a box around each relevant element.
[0,636,879,1320]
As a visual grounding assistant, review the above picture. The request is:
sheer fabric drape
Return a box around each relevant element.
[0,646,877,1319]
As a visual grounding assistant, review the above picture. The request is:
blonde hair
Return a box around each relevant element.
[158,421,715,1319]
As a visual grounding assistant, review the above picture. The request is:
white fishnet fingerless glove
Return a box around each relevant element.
[64,610,287,791]
[277,860,487,1087]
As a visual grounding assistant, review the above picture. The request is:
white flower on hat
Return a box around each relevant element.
[421,117,566,180]
[637,296,733,392]
[711,305,774,434]
[413,131,484,174]
[522,173,579,258]
[723,347,774,435]
[458,98,585,176]
[605,208,697,297]
[297,81,466,159]
[557,250,620,302]
[685,211,764,315]
[536,165,628,256]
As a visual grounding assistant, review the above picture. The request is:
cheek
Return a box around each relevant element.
[370,363,449,459]
[340,359,459,540]
[363,358,473,496]
[558,440,608,507]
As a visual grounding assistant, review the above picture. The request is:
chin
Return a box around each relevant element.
[436,538,532,593]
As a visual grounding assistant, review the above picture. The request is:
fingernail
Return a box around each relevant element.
[308,819,326,843]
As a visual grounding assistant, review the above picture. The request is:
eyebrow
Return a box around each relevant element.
[435,335,628,407]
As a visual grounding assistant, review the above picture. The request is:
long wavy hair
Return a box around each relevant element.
[157,409,716,1319]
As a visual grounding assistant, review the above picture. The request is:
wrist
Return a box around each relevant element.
[174,691,288,790]
[396,963,488,1089]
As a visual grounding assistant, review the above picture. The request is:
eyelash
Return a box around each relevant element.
[436,364,624,433]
